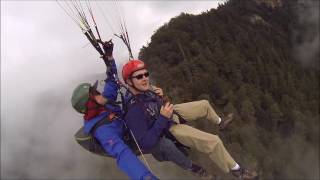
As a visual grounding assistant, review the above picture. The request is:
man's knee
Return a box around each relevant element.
[201,135,223,153]
[199,100,211,109]
[101,138,128,157]
[151,138,176,162]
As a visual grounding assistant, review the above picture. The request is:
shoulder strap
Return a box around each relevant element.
[120,90,127,113]
[123,91,141,116]
[90,116,110,135]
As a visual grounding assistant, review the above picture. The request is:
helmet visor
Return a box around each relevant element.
[89,80,100,95]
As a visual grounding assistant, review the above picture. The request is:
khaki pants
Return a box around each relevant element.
[169,100,236,173]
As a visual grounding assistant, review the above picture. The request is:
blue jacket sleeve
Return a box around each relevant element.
[102,80,118,102]
[106,58,118,81]
[102,58,119,101]
[125,104,169,151]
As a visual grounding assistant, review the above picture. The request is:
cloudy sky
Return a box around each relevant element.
[1,1,225,179]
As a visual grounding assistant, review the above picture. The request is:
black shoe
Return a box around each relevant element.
[189,163,213,179]
[231,167,258,180]
[219,113,234,130]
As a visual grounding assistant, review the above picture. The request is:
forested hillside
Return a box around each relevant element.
[139,0,319,179]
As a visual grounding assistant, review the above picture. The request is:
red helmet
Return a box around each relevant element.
[122,60,146,83]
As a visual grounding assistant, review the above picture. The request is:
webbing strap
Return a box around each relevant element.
[173,110,188,124]
[90,116,112,135]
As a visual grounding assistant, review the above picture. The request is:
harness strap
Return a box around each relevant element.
[90,113,116,135]
[126,91,190,150]
[173,110,188,124]
[120,90,155,173]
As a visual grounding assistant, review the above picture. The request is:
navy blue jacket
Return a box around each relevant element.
[124,91,173,152]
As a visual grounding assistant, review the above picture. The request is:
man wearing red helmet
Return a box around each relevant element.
[122,60,258,180]
[122,60,211,178]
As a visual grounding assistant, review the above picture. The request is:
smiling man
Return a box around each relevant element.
[122,60,210,178]
[122,60,258,180]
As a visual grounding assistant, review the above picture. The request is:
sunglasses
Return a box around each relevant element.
[131,72,150,80]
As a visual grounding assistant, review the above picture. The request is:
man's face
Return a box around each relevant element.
[129,69,150,92]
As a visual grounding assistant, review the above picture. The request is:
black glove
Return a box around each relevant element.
[102,40,113,57]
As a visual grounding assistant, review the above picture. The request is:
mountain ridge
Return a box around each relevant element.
[138,0,319,178]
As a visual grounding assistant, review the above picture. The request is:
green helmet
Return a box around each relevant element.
[71,81,98,114]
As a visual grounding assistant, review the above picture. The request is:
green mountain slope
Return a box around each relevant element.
[138,0,319,179]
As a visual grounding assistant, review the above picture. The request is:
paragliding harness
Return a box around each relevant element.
[74,112,141,157]
[74,116,111,157]
[124,91,191,157]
